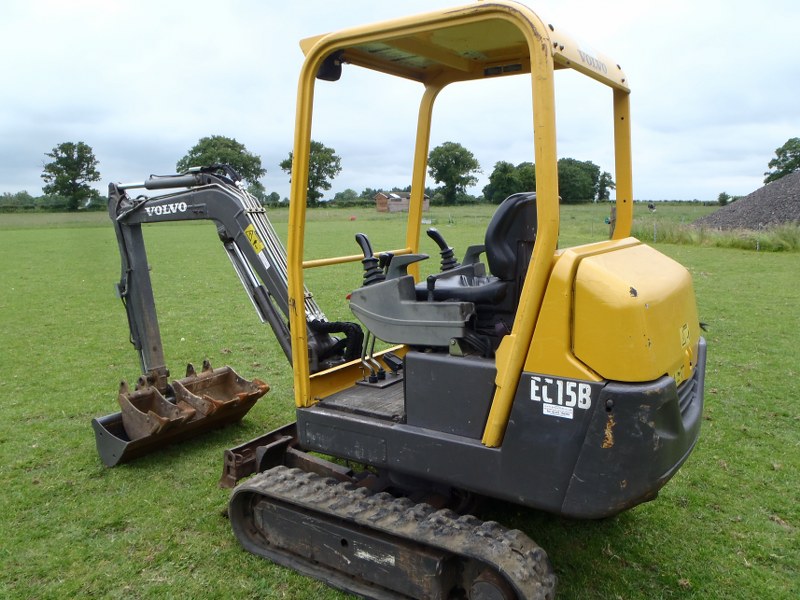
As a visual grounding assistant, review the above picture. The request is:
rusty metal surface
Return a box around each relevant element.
[118,381,194,441]
[93,361,269,467]
[219,423,358,488]
[219,423,298,488]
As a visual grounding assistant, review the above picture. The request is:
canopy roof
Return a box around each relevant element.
[300,1,628,91]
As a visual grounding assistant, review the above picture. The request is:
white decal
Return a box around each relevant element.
[144,201,187,217]
[577,49,608,74]
[531,375,594,416]
[354,545,396,567]
[543,404,574,419]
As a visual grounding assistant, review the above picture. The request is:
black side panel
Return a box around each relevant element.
[560,338,707,518]
[404,351,495,439]
[297,338,705,518]
[499,374,606,512]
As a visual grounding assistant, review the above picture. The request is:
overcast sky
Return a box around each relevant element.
[2,0,799,201]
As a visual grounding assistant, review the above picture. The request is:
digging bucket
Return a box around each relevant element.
[92,360,269,467]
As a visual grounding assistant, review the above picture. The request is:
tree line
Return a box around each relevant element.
[3,136,798,212]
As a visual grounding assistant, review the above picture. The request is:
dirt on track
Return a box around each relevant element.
[694,170,800,230]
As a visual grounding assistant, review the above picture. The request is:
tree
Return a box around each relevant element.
[482,161,536,204]
[280,140,342,205]
[764,137,800,183]
[557,158,600,203]
[515,162,536,191]
[40,141,101,211]
[717,191,731,206]
[483,157,607,204]
[482,161,518,204]
[427,142,480,205]
[394,184,436,199]
[332,188,360,204]
[0,191,36,211]
[360,187,381,202]
[36,194,70,211]
[176,135,266,186]
[247,181,267,203]
[596,171,615,201]
[246,182,282,206]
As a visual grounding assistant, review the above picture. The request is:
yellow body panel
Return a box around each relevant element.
[572,244,700,384]
[526,239,700,386]
[524,238,640,380]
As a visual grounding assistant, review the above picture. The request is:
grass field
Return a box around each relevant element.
[1,204,797,599]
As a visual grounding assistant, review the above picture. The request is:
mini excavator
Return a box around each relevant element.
[93,3,706,598]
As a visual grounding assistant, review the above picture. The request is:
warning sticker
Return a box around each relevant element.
[244,224,265,254]
[680,323,690,348]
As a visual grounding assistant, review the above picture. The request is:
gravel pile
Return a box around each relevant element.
[694,170,800,230]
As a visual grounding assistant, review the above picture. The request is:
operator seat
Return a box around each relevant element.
[416,192,537,306]
[415,192,537,346]
[348,192,537,349]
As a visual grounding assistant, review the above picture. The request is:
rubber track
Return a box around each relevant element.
[230,466,556,599]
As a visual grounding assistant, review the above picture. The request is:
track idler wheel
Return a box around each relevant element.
[468,568,518,600]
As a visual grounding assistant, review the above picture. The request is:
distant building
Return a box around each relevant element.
[374,191,430,213]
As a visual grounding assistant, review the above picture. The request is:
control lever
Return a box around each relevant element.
[355,233,385,286]
[426,228,459,271]
[426,274,437,301]
[381,352,403,375]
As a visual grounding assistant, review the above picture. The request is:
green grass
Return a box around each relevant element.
[0,205,797,599]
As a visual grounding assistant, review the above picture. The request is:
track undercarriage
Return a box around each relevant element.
[230,463,556,600]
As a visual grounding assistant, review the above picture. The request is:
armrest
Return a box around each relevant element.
[462,244,486,265]
[385,253,429,279]
[428,262,479,282]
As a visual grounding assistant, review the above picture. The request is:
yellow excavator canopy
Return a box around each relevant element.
[299,1,628,90]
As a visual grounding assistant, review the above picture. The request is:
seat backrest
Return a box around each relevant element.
[484,192,537,281]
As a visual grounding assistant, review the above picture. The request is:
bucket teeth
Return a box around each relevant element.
[95,362,269,467]
[174,361,270,410]
[116,361,270,443]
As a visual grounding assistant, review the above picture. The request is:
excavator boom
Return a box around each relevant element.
[92,166,362,466]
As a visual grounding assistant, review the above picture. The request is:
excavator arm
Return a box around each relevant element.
[93,165,363,466]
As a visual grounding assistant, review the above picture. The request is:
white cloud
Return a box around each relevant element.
[1,0,799,200]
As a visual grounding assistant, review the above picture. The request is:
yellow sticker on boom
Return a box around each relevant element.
[244,224,265,254]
